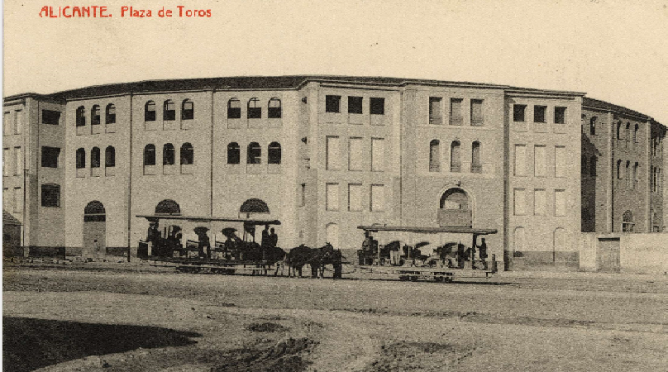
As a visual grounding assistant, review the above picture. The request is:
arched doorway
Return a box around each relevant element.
[622,210,634,232]
[326,223,339,249]
[83,201,106,257]
[553,228,566,263]
[438,188,471,227]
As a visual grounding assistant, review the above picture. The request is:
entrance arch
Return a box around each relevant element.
[83,201,106,257]
[239,198,270,218]
[438,188,471,227]
[155,199,181,215]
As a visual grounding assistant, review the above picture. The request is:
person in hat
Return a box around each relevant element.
[269,228,278,249]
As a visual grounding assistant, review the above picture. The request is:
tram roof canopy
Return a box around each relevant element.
[357,225,497,235]
[136,214,281,225]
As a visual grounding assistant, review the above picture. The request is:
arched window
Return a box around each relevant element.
[84,201,106,222]
[450,141,461,172]
[581,114,586,133]
[616,159,622,180]
[440,188,469,210]
[163,143,175,165]
[633,124,639,143]
[247,142,261,164]
[429,140,440,172]
[91,105,101,125]
[76,148,86,168]
[144,144,156,166]
[76,106,86,127]
[180,143,194,165]
[145,101,156,121]
[181,99,194,120]
[617,122,622,140]
[589,117,596,135]
[268,98,282,118]
[163,100,175,121]
[105,146,115,168]
[247,98,261,119]
[632,162,639,189]
[626,161,631,188]
[268,142,281,164]
[227,142,240,164]
[91,147,101,168]
[240,198,270,216]
[227,98,241,119]
[625,123,631,144]
[471,141,482,173]
[106,104,116,124]
[155,199,181,215]
[590,156,597,177]
[622,210,634,232]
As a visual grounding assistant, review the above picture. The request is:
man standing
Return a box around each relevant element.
[477,237,489,270]
[269,228,278,249]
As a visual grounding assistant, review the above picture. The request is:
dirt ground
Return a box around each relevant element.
[3,262,668,371]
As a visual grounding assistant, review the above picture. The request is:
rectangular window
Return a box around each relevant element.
[555,146,566,178]
[371,138,385,172]
[348,96,363,114]
[326,136,340,170]
[534,189,546,216]
[534,105,546,123]
[300,184,306,207]
[14,147,22,175]
[555,189,566,217]
[371,184,385,212]
[534,145,546,177]
[14,110,22,134]
[348,183,363,212]
[470,99,483,126]
[514,145,526,176]
[41,147,60,168]
[326,95,341,113]
[3,148,11,176]
[513,104,526,122]
[554,107,566,124]
[348,137,363,171]
[429,97,442,124]
[326,183,339,211]
[41,184,60,207]
[449,98,463,126]
[370,97,385,115]
[514,188,526,216]
[3,112,10,135]
[13,187,22,213]
[42,110,61,125]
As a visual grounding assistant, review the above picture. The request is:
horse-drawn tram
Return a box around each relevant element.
[356,225,498,282]
[136,214,286,275]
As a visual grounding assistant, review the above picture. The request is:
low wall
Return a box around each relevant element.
[620,234,668,274]
[510,251,579,271]
[578,233,668,274]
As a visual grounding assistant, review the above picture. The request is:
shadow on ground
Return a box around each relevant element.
[3,317,201,372]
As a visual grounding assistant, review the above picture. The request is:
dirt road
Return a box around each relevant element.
[4,266,668,371]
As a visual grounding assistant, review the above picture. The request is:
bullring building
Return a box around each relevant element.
[2,76,665,269]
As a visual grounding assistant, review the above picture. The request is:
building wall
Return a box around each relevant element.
[403,85,506,260]
[311,84,401,250]
[581,109,613,233]
[649,122,665,231]
[64,95,131,252]
[506,94,582,268]
[35,100,66,247]
[3,99,29,246]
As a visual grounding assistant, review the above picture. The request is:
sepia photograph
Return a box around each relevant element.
[2,0,667,371]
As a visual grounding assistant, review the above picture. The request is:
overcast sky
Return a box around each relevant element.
[3,0,668,123]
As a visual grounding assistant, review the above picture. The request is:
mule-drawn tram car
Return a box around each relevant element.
[137,214,285,275]
[356,225,498,282]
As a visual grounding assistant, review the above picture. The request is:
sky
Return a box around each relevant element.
[3,0,668,124]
